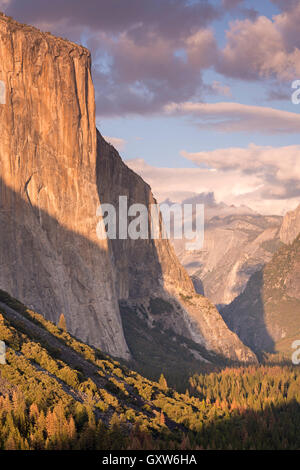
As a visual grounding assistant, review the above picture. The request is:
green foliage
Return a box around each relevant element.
[159,374,168,390]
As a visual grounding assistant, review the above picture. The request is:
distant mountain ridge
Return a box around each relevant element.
[168,194,282,305]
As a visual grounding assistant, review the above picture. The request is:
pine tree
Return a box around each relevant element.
[159,373,167,389]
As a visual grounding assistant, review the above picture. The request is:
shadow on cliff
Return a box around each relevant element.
[96,129,166,300]
[0,174,125,356]
[220,270,275,359]
[191,275,204,295]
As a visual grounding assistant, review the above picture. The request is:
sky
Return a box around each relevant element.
[2,0,300,214]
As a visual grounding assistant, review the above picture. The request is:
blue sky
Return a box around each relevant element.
[2,0,300,214]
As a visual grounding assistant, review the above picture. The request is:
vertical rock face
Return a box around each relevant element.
[0,14,130,359]
[96,131,194,301]
[0,13,256,364]
[280,204,300,245]
[96,133,257,363]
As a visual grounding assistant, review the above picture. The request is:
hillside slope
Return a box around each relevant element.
[0,290,300,450]
[0,289,206,449]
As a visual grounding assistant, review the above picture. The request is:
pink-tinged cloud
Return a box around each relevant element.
[126,144,300,215]
[3,0,299,115]
[218,5,300,81]
[164,101,300,134]
[126,157,262,206]
[180,143,300,206]
[91,27,217,116]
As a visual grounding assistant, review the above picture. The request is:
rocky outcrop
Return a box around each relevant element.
[280,204,300,245]
[0,13,256,364]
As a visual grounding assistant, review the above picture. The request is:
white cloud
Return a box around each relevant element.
[164,101,300,134]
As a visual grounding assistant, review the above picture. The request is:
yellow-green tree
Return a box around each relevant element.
[58,313,67,331]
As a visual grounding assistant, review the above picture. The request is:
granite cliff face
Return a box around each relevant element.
[0,14,129,359]
[0,13,256,364]
[280,204,300,245]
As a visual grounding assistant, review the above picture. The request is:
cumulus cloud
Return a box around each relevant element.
[91,26,218,116]
[164,101,300,134]
[218,5,300,81]
[88,26,217,116]
[127,143,300,215]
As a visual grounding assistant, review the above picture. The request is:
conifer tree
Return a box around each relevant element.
[159,373,167,389]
